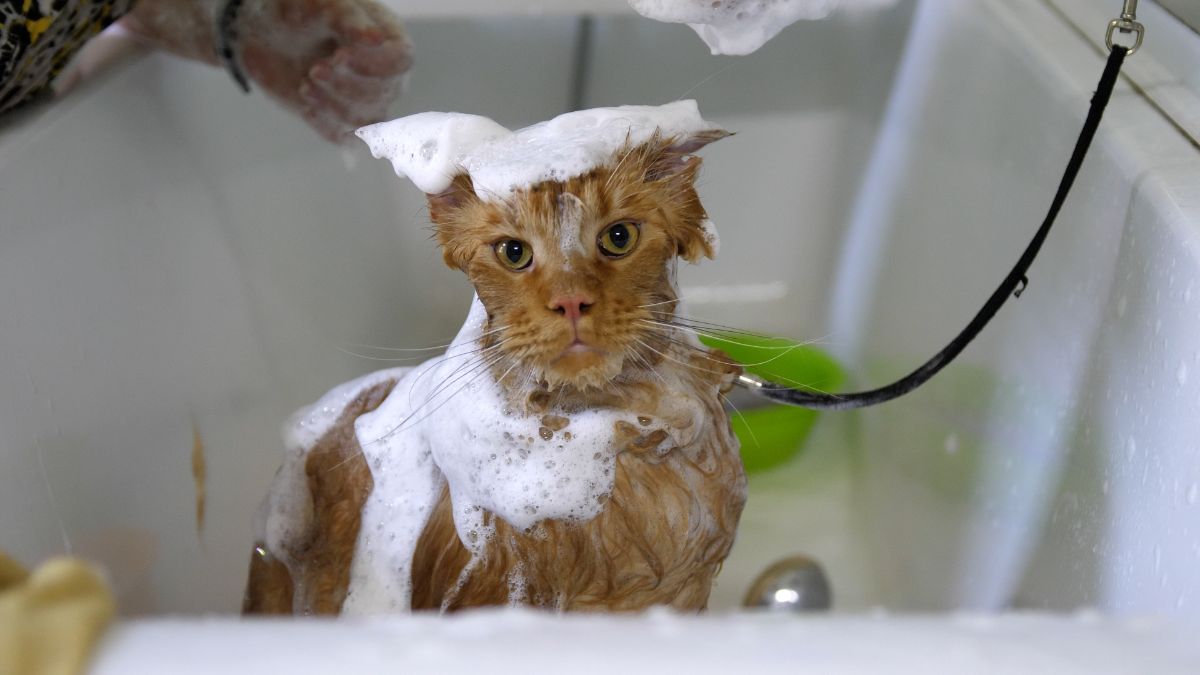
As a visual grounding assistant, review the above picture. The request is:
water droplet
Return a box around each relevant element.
[1178,362,1189,386]
[1126,436,1137,461]
[419,139,438,160]
[943,434,959,455]
[1116,294,1128,317]
[638,416,652,426]
[1187,484,1198,505]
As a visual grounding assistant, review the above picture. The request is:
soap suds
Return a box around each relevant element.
[629,0,899,55]
[557,193,586,260]
[256,367,410,583]
[698,218,720,257]
[356,100,724,201]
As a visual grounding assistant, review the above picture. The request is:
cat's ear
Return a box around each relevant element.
[427,173,475,224]
[645,129,732,182]
[643,130,729,262]
[428,173,479,271]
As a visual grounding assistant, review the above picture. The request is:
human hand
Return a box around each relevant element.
[236,0,413,142]
[122,0,412,143]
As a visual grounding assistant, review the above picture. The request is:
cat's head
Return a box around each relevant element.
[427,131,727,391]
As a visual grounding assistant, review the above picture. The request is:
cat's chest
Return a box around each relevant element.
[360,352,706,545]
[340,348,708,614]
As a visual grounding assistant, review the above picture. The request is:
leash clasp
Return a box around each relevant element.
[1106,0,1144,56]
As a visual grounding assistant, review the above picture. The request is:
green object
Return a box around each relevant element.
[698,333,844,473]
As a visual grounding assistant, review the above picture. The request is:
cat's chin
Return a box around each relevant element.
[540,347,622,391]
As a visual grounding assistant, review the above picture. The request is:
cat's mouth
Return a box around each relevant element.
[555,339,603,360]
[563,339,596,355]
[544,339,610,384]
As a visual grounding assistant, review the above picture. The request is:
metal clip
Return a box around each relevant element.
[1106,0,1144,56]
[736,373,766,390]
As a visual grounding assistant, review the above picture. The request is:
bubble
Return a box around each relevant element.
[943,434,959,455]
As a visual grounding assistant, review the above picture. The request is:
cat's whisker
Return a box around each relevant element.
[645,313,784,342]
[633,338,727,378]
[494,359,522,387]
[645,315,836,351]
[630,347,670,389]
[640,321,823,371]
[639,319,804,352]
[319,361,509,471]
[341,324,508,353]
[369,352,510,446]
[636,298,681,309]
[336,339,502,364]
[407,338,513,403]
[395,355,515,436]
[334,347,431,363]
[414,346,508,410]
[718,391,761,451]
[638,331,837,395]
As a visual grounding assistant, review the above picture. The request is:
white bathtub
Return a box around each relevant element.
[1,0,1198,670]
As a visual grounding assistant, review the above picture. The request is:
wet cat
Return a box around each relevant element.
[242,108,746,614]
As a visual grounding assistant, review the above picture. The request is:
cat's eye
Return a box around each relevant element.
[494,239,533,270]
[597,221,640,258]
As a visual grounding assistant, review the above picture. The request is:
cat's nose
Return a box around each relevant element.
[548,294,594,322]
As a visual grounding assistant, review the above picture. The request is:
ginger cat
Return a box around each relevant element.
[243,127,746,615]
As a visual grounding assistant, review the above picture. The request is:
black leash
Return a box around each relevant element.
[741,44,1130,411]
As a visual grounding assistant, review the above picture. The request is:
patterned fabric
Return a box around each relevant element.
[0,0,135,114]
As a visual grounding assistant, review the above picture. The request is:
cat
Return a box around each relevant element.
[242,124,746,614]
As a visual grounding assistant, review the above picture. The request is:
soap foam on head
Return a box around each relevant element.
[628,0,899,55]
[356,100,724,201]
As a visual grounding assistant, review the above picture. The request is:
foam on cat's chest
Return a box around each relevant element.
[356,100,724,201]
[271,297,663,614]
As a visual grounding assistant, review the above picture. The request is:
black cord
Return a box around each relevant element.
[217,0,251,94]
[754,45,1128,411]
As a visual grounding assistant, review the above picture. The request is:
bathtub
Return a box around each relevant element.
[1,0,1198,670]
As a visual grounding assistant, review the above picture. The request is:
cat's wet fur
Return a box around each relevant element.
[243,131,747,613]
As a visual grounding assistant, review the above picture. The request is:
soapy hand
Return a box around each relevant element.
[122,0,412,143]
